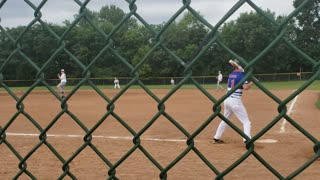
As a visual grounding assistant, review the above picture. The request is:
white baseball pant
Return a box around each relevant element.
[57,82,66,92]
[214,96,251,141]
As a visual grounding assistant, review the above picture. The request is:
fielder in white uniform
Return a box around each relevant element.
[114,77,120,89]
[170,78,175,85]
[216,70,224,90]
[57,69,67,98]
[213,60,254,144]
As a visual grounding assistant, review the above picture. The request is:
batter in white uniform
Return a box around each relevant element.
[213,60,254,143]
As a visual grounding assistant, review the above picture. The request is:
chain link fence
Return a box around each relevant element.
[0,0,320,179]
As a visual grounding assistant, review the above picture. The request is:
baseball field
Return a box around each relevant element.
[0,83,320,179]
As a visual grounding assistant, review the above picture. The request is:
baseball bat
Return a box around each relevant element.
[229,59,244,72]
[228,60,260,82]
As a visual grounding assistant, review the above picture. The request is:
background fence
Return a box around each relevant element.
[1,72,315,87]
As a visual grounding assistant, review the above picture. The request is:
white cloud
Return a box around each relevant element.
[0,0,295,28]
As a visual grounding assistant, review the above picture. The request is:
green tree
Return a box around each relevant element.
[293,0,320,71]
[220,11,297,73]
[158,12,208,76]
[132,45,152,78]
[67,5,139,78]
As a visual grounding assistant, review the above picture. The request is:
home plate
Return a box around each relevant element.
[255,139,278,143]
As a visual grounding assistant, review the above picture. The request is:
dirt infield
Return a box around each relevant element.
[0,89,319,179]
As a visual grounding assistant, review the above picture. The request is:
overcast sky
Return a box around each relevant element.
[0,0,295,28]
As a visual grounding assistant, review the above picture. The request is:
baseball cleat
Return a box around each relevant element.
[213,138,225,144]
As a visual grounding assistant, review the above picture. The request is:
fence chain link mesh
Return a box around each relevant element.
[0,0,319,179]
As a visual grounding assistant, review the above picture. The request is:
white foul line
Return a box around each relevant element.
[279,94,299,134]
[5,132,198,143]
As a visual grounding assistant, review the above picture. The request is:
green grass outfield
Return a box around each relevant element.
[1,80,320,91]
[317,93,320,109]
[149,80,320,90]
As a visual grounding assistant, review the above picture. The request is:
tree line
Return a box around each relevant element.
[0,0,318,80]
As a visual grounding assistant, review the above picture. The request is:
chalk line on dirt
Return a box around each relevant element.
[5,132,199,143]
[279,94,299,134]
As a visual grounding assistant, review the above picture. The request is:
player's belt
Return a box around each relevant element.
[230,95,241,99]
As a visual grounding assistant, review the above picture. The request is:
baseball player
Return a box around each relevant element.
[57,69,67,98]
[213,59,254,144]
[216,70,224,90]
[114,77,120,89]
[170,78,175,85]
